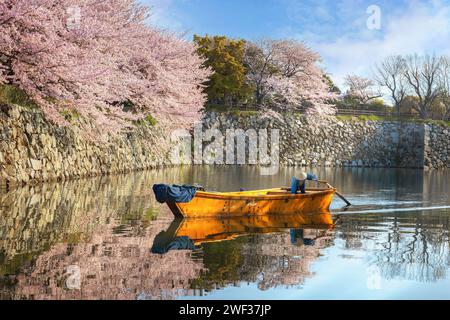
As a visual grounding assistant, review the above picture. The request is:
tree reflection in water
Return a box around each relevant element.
[233,230,333,291]
[9,224,204,300]
[335,211,450,282]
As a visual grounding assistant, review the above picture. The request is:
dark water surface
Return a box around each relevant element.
[1,166,450,300]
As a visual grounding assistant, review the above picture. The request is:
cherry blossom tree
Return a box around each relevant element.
[244,39,336,116]
[0,0,210,132]
[344,75,381,104]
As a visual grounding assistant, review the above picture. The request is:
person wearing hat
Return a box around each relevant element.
[291,172,318,194]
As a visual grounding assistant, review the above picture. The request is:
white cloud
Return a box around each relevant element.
[142,0,450,94]
[143,0,188,33]
[307,2,450,89]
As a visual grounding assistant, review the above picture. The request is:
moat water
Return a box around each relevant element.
[1,166,450,300]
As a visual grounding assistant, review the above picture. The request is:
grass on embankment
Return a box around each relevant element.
[335,115,387,122]
[336,114,450,126]
[413,119,450,127]
[204,105,259,117]
[206,106,450,126]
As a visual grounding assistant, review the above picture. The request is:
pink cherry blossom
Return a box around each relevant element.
[245,39,336,117]
[0,0,211,133]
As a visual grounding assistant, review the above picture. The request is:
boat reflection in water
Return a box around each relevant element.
[151,212,334,254]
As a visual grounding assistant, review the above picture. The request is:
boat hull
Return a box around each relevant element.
[167,188,336,218]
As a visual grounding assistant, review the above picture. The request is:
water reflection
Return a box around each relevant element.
[1,167,450,299]
[336,211,450,283]
[151,213,334,253]
[190,226,334,292]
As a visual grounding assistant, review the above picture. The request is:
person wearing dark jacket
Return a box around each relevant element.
[291,172,318,194]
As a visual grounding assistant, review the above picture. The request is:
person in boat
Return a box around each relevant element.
[291,172,318,194]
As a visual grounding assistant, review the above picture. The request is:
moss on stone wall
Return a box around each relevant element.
[0,85,38,110]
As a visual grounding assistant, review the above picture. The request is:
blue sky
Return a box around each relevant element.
[142,0,450,89]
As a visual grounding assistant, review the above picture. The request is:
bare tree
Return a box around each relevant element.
[437,56,450,121]
[403,54,443,119]
[374,56,407,115]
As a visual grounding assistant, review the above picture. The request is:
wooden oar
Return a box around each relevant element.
[317,180,352,207]
[335,191,351,206]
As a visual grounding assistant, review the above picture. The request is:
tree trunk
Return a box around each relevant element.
[395,103,400,117]
[256,88,263,106]
[420,106,428,119]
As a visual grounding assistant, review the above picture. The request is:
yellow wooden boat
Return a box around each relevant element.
[166,183,336,218]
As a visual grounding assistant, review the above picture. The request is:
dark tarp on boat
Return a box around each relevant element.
[152,184,197,204]
[151,235,196,254]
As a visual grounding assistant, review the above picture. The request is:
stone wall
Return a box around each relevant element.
[1,105,449,188]
[0,104,172,188]
[202,112,450,170]
[424,124,450,170]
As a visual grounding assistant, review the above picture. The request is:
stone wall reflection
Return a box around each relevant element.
[0,169,209,299]
[0,172,161,272]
